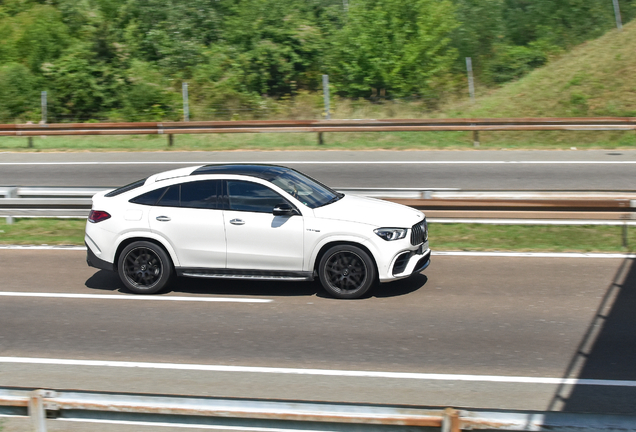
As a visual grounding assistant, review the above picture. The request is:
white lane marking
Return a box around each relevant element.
[433,251,636,258]
[1,244,634,259]
[1,160,636,165]
[0,357,634,388]
[59,418,323,432]
[0,292,271,303]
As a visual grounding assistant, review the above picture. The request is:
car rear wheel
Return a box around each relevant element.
[318,245,376,299]
[118,241,173,294]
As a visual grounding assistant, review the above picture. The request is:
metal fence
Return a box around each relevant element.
[1,117,636,146]
[1,187,636,225]
[2,387,636,432]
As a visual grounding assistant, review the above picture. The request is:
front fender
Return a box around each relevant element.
[306,234,380,273]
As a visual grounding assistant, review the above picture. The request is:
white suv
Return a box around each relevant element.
[85,164,430,299]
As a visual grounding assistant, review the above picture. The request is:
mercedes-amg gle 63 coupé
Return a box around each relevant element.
[85,164,430,299]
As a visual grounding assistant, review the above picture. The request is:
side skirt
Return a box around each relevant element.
[176,268,314,282]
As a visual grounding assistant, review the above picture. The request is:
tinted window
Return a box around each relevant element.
[227,181,287,213]
[157,185,180,207]
[181,180,221,209]
[105,178,147,197]
[129,187,168,206]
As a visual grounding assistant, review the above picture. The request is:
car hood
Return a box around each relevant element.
[312,194,424,227]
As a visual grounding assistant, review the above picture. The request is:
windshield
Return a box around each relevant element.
[269,169,342,209]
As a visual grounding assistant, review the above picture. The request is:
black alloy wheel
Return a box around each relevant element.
[318,245,376,299]
[118,241,173,294]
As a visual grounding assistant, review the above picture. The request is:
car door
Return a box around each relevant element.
[148,180,226,269]
[224,180,304,271]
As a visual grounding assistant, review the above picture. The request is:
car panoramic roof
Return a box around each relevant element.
[191,164,293,181]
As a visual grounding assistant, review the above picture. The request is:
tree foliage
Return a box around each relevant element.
[0,0,632,121]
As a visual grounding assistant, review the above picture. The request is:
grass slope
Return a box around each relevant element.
[441,20,636,147]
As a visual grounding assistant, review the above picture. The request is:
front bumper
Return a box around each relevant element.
[412,249,431,274]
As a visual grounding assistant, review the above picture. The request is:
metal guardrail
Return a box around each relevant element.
[1,118,636,136]
[1,187,636,224]
[2,388,636,432]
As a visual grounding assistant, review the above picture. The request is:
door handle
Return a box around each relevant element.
[230,218,245,225]
[156,216,171,222]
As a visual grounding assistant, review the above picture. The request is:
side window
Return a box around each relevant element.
[129,187,168,206]
[227,180,287,213]
[157,185,180,207]
[181,180,222,209]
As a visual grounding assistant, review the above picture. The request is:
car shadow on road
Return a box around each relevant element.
[371,274,427,298]
[84,269,319,297]
[546,258,636,415]
[85,270,427,299]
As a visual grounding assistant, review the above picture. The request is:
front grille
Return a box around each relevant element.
[410,219,428,245]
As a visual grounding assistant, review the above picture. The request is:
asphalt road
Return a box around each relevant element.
[1,249,635,419]
[1,150,635,190]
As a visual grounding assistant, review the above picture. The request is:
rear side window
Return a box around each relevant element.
[181,180,222,209]
[105,178,148,197]
[153,180,223,209]
[157,185,180,207]
[129,187,168,206]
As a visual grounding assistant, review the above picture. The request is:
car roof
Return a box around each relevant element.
[191,164,296,181]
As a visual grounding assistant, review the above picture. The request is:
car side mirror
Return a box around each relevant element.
[273,203,299,216]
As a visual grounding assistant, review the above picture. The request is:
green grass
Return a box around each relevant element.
[431,223,635,253]
[0,218,86,245]
[1,218,634,253]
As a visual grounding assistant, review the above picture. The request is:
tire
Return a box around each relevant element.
[117,241,173,294]
[318,245,376,299]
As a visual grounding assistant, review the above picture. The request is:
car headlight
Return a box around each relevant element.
[374,228,408,241]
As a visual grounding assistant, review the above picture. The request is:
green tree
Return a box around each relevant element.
[42,46,126,120]
[329,0,458,99]
[0,5,71,72]
[0,63,41,121]
[118,0,221,75]
[450,0,504,72]
[219,0,324,95]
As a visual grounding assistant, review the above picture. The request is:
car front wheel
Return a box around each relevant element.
[318,245,376,299]
[118,241,173,294]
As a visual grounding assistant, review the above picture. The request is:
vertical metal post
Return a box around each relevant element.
[623,223,628,248]
[613,0,623,30]
[168,134,174,147]
[322,75,331,120]
[473,130,480,148]
[320,75,330,145]
[182,82,189,122]
[466,58,475,104]
[5,187,17,224]
[41,91,47,124]
[28,137,34,148]
[442,408,460,432]
[29,390,50,432]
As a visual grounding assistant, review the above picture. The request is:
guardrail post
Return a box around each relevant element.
[442,407,461,432]
[473,130,480,147]
[318,132,324,145]
[29,389,56,432]
[5,187,17,224]
[168,134,174,147]
[623,223,629,248]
